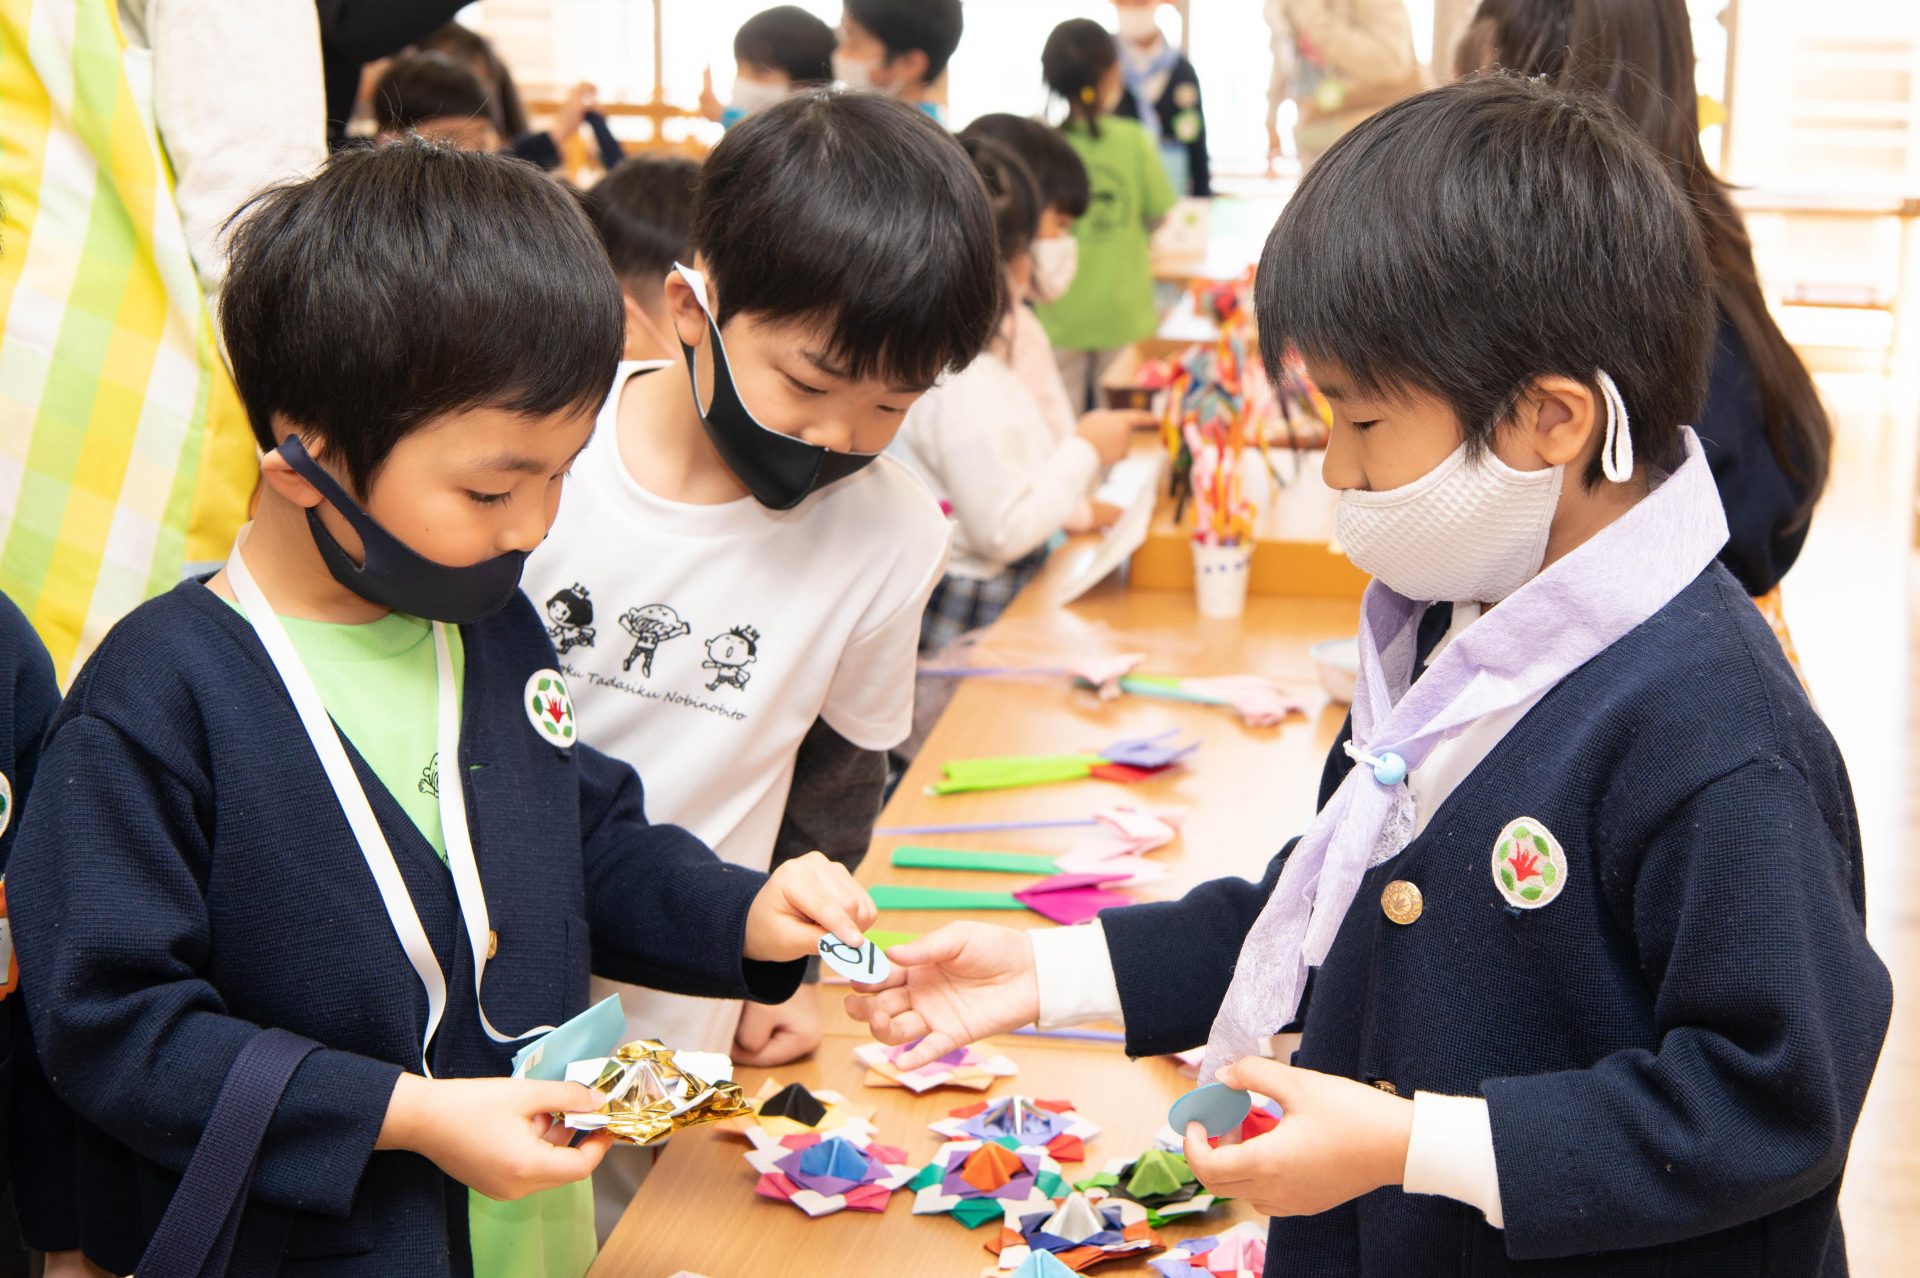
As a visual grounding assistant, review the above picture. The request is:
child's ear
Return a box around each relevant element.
[894,49,931,88]
[662,268,711,350]
[1521,376,1601,470]
[258,424,327,511]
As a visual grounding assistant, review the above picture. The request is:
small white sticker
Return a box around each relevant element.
[817,935,891,983]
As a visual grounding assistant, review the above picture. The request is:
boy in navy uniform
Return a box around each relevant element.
[848,77,1891,1277]
[7,142,876,1277]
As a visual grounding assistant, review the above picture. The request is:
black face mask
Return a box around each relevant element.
[278,436,529,624]
[673,263,882,511]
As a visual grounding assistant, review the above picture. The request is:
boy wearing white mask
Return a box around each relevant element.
[698,5,838,129]
[850,77,1889,1278]
[835,0,963,120]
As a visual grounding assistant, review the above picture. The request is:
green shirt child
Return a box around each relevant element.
[1036,114,1177,352]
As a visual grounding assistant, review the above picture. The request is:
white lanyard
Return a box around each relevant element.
[227,531,552,1073]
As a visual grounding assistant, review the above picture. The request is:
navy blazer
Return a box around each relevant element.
[8,581,805,1275]
[1102,567,1890,1276]
[1115,55,1211,198]
[1697,313,1815,595]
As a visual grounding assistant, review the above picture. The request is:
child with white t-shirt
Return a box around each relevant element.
[889,134,1151,655]
[522,90,1000,1235]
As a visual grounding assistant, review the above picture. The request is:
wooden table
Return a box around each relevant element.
[593,547,1359,1277]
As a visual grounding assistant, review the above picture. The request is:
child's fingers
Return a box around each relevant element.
[847,963,907,994]
[1218,1056,1300,1106]
[885,924,971,968]
[890,1025,961,1072]
[521,1081,608,1117]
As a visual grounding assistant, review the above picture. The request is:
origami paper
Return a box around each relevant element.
[917,653,1148,701]
[1117,674,1307,728]
[717,1078,878,1142]
[1153,1094,1282,1152]
[984,1192,1163,1274]
[932,1096,1102,1163]
[562,1040,751,1145]
[1012,874,1135,926]
[1167,1083,1251,1140]
[892,847,1065,874]
[870,885,1025,911]
[1074,1148,1225,1228]
[909,1137,1070,1228]
[928,734,1198,797]
[854,1040,1019,1093]
[744,1126,915,1217]
[1009,1252,1079,1278]
[510,993,626,1081]
[1148,1222,1269,1277]
[875,805,1186,838]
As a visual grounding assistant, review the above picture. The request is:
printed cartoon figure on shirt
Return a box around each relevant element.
[545,584,597,654]
[619,603,691,675]
[702,625,759,692]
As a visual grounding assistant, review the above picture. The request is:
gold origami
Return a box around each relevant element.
[566,1039,751,1146]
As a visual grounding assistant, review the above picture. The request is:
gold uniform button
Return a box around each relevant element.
[1373,1079,1399,1095]
[1381,880,1424,925]
[486,929,499,960]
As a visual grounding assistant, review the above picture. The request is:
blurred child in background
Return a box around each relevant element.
[701,5,839,128]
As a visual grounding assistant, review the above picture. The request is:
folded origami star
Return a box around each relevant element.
[931,1096,1101,1164]
[1074,1147,1225,1228]
[909,1137,1071,1230]
[984,1191,1163,1274]
[854,1040,1019,1094]
[744,1127,915,1218]
[718,1078,877,1142]
[1148,1222,1268,1277]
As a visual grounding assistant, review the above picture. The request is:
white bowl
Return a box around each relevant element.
[1311,637,1360,704]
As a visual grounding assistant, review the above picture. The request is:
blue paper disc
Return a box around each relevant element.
[1167,1082,1252,1139]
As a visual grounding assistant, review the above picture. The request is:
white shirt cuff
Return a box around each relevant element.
[1028,921,1125,1030]
[1402,1092,1505,1229]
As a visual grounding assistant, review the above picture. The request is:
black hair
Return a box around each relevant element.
[688,90,1000,390]
[1042,20,1117,139]
[588,155,702,290]
[844,0,964,83]
[221,141,625,493]
[372,52,494,136]
[961,113,1090,218]
[734,5,838,85]
[419,22,530,137]
[1258,75,1713,487]
[956,135,1039,273]
[546,584,594,627]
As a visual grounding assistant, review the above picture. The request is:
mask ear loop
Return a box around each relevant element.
[1595,370,1634,483]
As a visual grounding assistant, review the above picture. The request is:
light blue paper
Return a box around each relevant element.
[511,994,626,1081]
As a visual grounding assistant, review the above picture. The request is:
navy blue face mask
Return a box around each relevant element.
[672,263,883,511]
[278,436,529,623]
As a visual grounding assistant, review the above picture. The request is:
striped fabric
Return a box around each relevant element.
[1,0,256,683]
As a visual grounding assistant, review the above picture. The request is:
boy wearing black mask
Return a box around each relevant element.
[7,140,878,1277]
[521,93,997,1235]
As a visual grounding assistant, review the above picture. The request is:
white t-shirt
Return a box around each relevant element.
[888,349,1100,581]
[524,361,951,1052]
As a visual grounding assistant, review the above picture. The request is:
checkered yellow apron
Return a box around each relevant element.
[1,0,256,683]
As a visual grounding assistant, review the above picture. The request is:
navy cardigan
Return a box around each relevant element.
[1697,313,1815,595]
[1102,566,1890,1276]
[0,593,74,1248]
[8,581,805,1275]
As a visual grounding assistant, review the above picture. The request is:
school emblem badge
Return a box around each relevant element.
[524,670,576,748]
[1491,817,1567,909]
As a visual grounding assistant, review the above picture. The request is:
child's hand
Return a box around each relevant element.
[699,66,725,123]
[1182,1057,1414,1217]
[843,922,1039,1069]
[40,1252,112,1278]
[554,82,597,139]
[745,851,876,962]
[732,987,823,1066]
[377,1074,613,1202]
[1076,409,1154,466]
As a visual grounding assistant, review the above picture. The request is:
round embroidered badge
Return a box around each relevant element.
[524,670,576,748]
[1491,817,1567,909]
[0,770,11,838]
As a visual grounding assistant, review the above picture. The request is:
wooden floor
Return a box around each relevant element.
[1784,369,1919,1276]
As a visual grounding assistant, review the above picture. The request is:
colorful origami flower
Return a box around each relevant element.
[718,1079,876,1142]
[1149,1222,1268,1277]
[855,1040,1019,1094]
[744,1127,914,1218]
[1075,1147,1225,1227]
[984,1191,1163,1273]
[931,1096,1101,1164]
[908,1138,1071,1230]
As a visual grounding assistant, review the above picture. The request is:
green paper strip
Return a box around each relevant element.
[866,929,921,952]
[930,754,1102,795]
[891,846,1061,874]
[1119,675,1227,706]
[870,885,1026,911]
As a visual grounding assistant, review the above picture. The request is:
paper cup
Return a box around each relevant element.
[1191,541,1253,618]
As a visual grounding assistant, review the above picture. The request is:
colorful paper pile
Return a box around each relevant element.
[984,1191,1162,1273]
[854,1040,1020,1093]
[1148,1222,1268,1277]
[1075,1148,1224,1227]
[908,1136,1071,1229]
[744,1127,915,1217]
[718,1079,876,1141]
[931,1096,1101,1164]
[928,731,1199,796]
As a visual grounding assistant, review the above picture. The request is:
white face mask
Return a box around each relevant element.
[1115,7,1161,43]
[1029,235,1079,303]
[729,77,788,118]
[833,51,883,92]
[1333,370,1637,604]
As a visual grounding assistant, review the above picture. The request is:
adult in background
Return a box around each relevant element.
[1264,0,1421,165]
